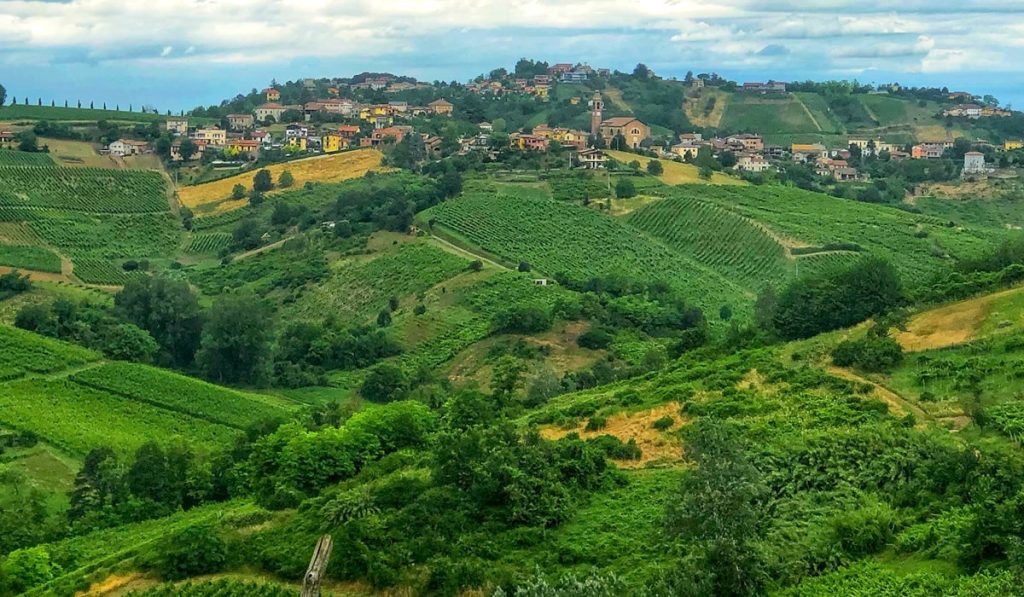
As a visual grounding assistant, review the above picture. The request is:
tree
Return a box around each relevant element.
[127,442,170,505]
[632,63,652,79]
[360,363,406,402]
[491,356,526,406]
[248,189,264,207]
[0,546,60,594]
[231,184,246,200]
[377,309,392,327]
[196,292,272,384]
[155,524,227,580]
[177,138,198,162]
[115,277,203,367]
[101,323,158,362]
[719,304,733,321]
[17,131,38,152]
[252,168,273,192]
[615,177,636,198]
[647,159,664,175]
[518,261,531,272]
[0,84,6,106]
[278,170,294,188]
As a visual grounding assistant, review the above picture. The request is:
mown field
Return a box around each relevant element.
[604,150,744,186]
[425,182,750,317]
[180,149,388,216]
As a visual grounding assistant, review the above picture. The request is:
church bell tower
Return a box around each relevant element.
[589,91,603,138]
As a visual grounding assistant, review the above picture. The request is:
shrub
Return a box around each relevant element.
[231,183,246,199]
[652,415,675,431]
[587,435,641,460]
[585,415,608,431]
[577,326,613,349]
[278,170,294,188]
[468,260,483,272]
[153,524,227,580]
[615,177,636,199]
[493,305,553,334]
[361,363,407,403]
[832,334,903,372]
[414,304,427,316]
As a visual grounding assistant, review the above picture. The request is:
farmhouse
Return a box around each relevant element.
[963,151,987,176]
[165,117,189,136]
[1006,140,1024,151]
[263,87,281,102]
[226,114,254,130]
[225,139,260,156]
[0,131,14,143]
[911,143,947,159]
[255,103,288,122]
[192,126,227,146]
[575,148,607,169]
[735,154,771,173]
[599,117,650,150]
[428,99,454,116]
[742,81,787,94]
[790,143,827,161]
[509,133,549,151]
[108,139,152,157]
[944,104,983,119]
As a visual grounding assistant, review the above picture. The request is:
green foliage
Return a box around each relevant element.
[116,276,203,367]
[196,291,273,384]
[152,523,227,580]
[0,546,61,594]
[252,169,273,192]
[832,333,904,372]
[494,304,553,334]
[360,363,407,403]
[277,170,294,188]
[614,177,636,199]
[0,166,168,213]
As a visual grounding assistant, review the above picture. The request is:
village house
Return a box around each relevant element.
[320,132,346,153]
[735,154,772,173]
[165,117,189,136]
[226,114,254,130]
[509,133,549,151]
[225,139,260,157]
[284,136,308,151]
[944,104,983,119]
[360,125,413,147]
[428,99,454,116]
[599,117,650,150]
[423,135,444,159]
[1005,140,1024,151]
[327,86,340,97]
[727,133,764,153]
[742,81,787,94]
[359,105,396,128]
[763,145,784,159]
[251,130,273,148]
[192,126,227,146]
[255,103,288,123]
[388,101,410,114]
[963,151,987,176]
[0,131,14,144]
[911,143,947,159]
[263,87,281,102]
[547,63,574,75]
[285,123,309,140]
[561,70,589,83]
[532,75,552,86]
[108,139,152,157]
[670,142,702,160]
[948,91,974,101]
[679,132,703,143]
[791,143,828,161]
[336,125,361,140]
[170,139,205,161]
[532,84,550,99]
[478,122,493,133]
[575,148,607,169]
[981,106,1012,117]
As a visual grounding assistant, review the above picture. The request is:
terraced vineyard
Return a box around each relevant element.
[661,185,997,285]
[71,257,148,285]
[0,166,168,213]
[795,251,863,278]
[0,244,62,272]
[71,362,292,429]
[427,183,749,316]
[0,149,55,166]
[0,325,99,376]
[627,194,790,290]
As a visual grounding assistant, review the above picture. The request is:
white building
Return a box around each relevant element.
[108,139,151,157]
[963,151,987,176]
[736,154,772,173]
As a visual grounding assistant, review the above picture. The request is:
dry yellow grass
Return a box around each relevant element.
[605,150,745,186]
[895,286,1024,352]
[684,88,728,128]
[178,149,389,214]
[540,403,685,469]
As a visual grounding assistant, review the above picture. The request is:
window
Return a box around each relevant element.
[631,128,640,135]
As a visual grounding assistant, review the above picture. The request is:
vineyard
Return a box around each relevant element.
[0,149,55,166]
[0,244,62,272]
[127,580,295,596]
[426,183,749,317]
[0,104,168,122]
[661,185,999,285]
[0,325,99,375]
[0,377,238,456]
[185,232,231,254]
[627,194,790,291]
[71,362,293,429]
[288,242,469,323]
[0,166,168,213]
[72,258,149,285]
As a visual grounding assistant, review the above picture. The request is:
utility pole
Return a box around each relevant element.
[300,535,334,597]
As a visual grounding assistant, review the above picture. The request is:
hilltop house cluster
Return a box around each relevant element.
[466,63,611,100]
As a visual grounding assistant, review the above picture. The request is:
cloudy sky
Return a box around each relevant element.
[1,0,1023,110]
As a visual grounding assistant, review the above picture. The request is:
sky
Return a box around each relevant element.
[1,0,1023,111]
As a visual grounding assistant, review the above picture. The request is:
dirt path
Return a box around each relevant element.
[827,366,931,423]
[0,265,67,283]
[233,237,292,261]
[792,94,824,132]
[896,286,1024,352]
[429,234,509,271]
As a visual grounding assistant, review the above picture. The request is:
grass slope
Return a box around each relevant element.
[605,150,744,186]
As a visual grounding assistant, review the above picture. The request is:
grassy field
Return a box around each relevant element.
[0,244,62,272]
[41,138,119,169]
[425,181,751,317]
[179,149,388,215]
[0,104,167,123]
[605,150,744,186]
[720,93,821,135]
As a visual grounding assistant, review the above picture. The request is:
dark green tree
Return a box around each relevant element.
[196,292,272,384]
[252,168,273,192]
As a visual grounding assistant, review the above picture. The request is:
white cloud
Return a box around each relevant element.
[160,46,172,57]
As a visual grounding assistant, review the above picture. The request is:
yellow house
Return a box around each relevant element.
[359,105,395,127]
[533,85,550,99]
[321,132,345,153]
[1005,140,1023,151]
[284,137,307,151]
[569,96,582,105]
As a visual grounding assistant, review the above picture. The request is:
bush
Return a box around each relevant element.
[231,183,246,200]
[278,170,294,188]
[652,415,675,431]
[493,305,553,334]
[518,261,531,272]
[577,326,613,349]
[587,435,641,460]
[615,177,636,199]
[584,415,608,431]
[468,260,483,272]
[361,363,407,403]
[647,160,664,175]
[153,524,227,580]
[832,334,903,372]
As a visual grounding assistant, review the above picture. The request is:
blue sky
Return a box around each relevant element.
[1,0,1023,111]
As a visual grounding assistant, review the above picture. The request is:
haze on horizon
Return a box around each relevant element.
[1,0,1022,110]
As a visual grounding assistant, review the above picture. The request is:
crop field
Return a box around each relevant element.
[0,166,167,213]
[604,150,743,186]
[627,194,790,290]
[71,362,292,429]
[0,377,238,456]
[70,258,147,285]
[178,149,388,215]
[544,170,611,201]
[427,183,749,316]
[0,104,167,123]
[0,325,99,376]
[791,92,844,133]
[794,251,862,278]
[0,244,62,272]
[185,232,231,254]
[19,211,180,259]
[192,208,248,231]
[662,185,998,284]
[288,242,468,323]
[0,149,54,166]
